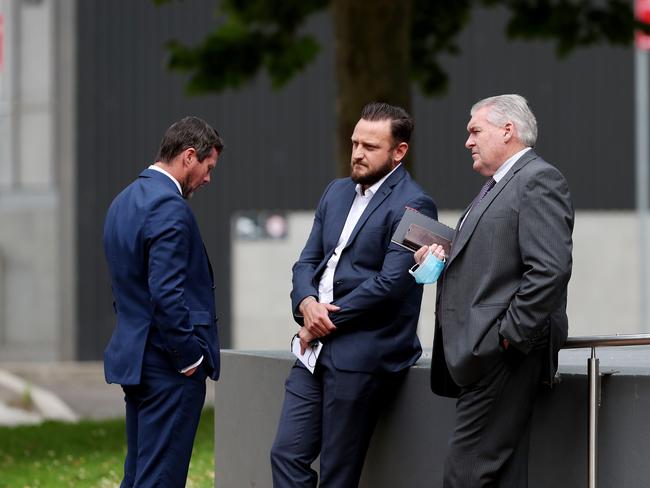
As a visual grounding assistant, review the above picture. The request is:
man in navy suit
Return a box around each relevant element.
[103,116,223,487]
[270,102,437,487]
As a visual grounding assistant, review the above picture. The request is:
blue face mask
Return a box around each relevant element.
[409,252,445,285]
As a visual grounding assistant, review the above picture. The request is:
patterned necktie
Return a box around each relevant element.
[459,178,496,231]
[473,177,496,208]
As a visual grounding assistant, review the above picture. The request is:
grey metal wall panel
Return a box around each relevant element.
[77,2,635,358]
[412,5,634,210]
[76,1,336,358]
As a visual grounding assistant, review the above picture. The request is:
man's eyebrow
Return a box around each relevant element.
[351,137,380,146]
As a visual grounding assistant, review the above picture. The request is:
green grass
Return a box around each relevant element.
[0,408,215,488]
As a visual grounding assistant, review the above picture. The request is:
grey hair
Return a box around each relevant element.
[471,94,537,147]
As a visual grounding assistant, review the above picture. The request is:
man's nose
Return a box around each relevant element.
[465,136,473,149]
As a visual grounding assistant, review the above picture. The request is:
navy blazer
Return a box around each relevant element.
[291,165,437,373]
[103,169,220,385]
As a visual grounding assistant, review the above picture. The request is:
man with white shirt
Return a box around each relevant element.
[270,102,437,487]
[103,116,223,487]
[420,94,574,487]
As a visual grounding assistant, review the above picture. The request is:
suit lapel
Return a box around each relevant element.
[448,150,537,266]
[325,180,357,251]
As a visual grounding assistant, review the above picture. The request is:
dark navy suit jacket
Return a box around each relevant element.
[291,165,437,373]
[103,168,220,385]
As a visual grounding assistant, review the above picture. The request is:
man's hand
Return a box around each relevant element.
[183,367,198,377]
[414,244,446,265]
[298,327,317,355]
[299,297,339,338]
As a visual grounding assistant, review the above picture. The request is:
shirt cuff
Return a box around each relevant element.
[180,355,203,373]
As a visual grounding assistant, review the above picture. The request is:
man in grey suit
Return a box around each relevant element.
[415,94,574,487]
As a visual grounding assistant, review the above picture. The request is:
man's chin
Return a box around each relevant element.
[351,174,372,186]
[350,170,365,183]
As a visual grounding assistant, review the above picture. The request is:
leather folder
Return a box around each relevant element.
[391,208,454,255]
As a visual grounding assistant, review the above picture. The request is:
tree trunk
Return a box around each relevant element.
[332,0,413,177]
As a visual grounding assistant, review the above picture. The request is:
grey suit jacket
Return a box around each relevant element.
[432,149,574,396]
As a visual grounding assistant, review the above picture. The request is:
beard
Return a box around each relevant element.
[350,156,394,187]
[180,179,194,200]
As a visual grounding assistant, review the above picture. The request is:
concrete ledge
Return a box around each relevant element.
[214,348,650,488]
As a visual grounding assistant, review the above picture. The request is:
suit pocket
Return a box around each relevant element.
[189,310,212,327]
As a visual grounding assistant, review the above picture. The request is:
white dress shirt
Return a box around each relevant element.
[317,164,401,304]
[493,147,531,183]
[148,164,203,373]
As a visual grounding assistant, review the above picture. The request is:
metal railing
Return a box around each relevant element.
[562,334,650,488]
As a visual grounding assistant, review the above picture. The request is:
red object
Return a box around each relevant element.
[638,0,650,51]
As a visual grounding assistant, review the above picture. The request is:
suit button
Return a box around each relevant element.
[335,280,342,285]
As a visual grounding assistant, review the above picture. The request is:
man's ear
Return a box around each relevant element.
[503,122,514,143]
[393,142,409,163]
[182,147,197,167]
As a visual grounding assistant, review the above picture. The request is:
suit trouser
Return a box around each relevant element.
[443,347,545,488]
[270,344,403,488]
[120,345,207,488]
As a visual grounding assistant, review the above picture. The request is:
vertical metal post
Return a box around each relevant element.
[587,347,600,488]
[636,46,650,332]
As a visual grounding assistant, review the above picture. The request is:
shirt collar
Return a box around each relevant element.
[149,164,182,195]
[493,147,531,183]
[355,163,401,197]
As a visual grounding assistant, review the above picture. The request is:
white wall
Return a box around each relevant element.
[232,210,648,350]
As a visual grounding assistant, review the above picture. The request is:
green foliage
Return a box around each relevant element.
[159,0,328,93]
[0,409,215,487]
[410,0,473,96]
[495,0,645,56]
[154,0,649,97]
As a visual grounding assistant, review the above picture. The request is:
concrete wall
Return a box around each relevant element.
[0,0,75,360]
[0,194,58,359]
[214,349,650,488]
[231,210,647,351]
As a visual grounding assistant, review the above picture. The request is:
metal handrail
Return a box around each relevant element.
[561,333,650,488]
[563,333,650,349]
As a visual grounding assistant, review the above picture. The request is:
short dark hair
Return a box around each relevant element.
[156,116,224,163]
[360,102,414,144]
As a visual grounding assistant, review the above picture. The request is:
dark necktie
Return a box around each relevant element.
[473,177,496,208]
[459,177,496,231]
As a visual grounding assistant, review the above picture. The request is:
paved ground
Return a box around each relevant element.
[0,361,215,424]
